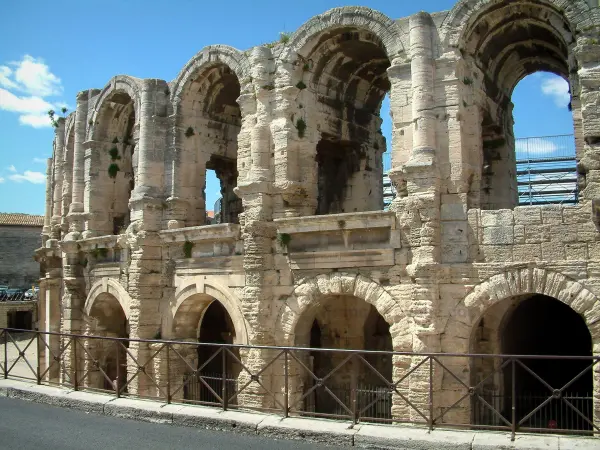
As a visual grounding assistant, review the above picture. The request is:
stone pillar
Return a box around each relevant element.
[66,91,92,238]
[37,275,61,383]
[389,12,442,422]
[270,60,319,218]
[59,241,85,386]
[51,119,65,240]
[61,119,74,235]
[235,47,279,408]
[125,78,168,396]
[42,158,53,245]
[574,39,600,202]
[164,113,189,228]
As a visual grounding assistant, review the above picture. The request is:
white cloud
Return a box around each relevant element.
[0,66,18,90]
[19,113,53,128]
[540,76,570,108]
[0,177,4,184]
[32,157,47,164]
[8,170,46,184]
[7,165,16,172]
[515,138,560,155]
[0,55,65,128]
[11,55,62,97]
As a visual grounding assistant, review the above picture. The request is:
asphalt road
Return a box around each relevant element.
[0,397,349,450]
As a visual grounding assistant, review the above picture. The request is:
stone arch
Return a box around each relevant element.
[444,267,600,353]
[84,277,131,320]
[64,112,76,144]
[170,44,250,114]
[275,272,411,350]
[88,75,142,141]
[171,278,248,345]
[441,0,592,49]
[282,6,406,62]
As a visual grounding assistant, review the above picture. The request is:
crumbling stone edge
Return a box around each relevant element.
[0,379,597,450]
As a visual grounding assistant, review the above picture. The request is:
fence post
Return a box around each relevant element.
[284,349,289,418]
[166,344,171,404]
[351,354,358,425]
[222,347,228,411]
[429,356,434,432]
[72,336,78,391]
[36,332,41,385]
[511,358,516,441]
[3,330,7,379]
[115,341,120,398]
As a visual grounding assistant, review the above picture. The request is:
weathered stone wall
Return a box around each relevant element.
[0,224,42,288]
[0,301,37,329]
[37,0,600,423]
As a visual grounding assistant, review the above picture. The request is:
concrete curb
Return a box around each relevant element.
[0,379,597,449]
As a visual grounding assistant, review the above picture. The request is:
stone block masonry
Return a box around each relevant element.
[36,0,600,433]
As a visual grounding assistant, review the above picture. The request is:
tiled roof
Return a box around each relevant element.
[0,213,45,227]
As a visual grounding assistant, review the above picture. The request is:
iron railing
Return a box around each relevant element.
[515,134,578,206]
[1,328,598,440]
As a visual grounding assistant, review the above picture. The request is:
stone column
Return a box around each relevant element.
[61,119,74,235]
[235,48,279,408]
[66,91,92,239]
[51,118,65,240]
[59,241,85,386]
[270,60,319,218]
[574,39,600,202]
[42,158,53,245]
[37,274,61,383]
[164,113,189,228]
[125,78,168,396]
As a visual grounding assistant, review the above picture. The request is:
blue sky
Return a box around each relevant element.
[0,0,574,215]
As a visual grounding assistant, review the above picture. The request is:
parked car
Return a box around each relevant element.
[0,288,27,301]
[24,287,39,300]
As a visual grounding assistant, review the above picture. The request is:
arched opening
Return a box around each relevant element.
[471,294,593,432]
[296,295,393,420]
[513,73,578,206]
[86,293,129,391]
[300,29,390,215]
[172,296,240,404]
[89,92,136,235]
[460,1,581,209]
[178,63,242,226]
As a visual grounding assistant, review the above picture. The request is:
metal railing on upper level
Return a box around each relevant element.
[515,134,577,206]
[1,328,598,440]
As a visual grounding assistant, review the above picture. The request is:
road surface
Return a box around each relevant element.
[0,397,349,450]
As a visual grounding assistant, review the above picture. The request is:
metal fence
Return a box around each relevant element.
[515,134,578,206]
[1,328,598,440]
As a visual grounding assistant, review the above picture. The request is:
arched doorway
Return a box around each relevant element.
[171,293,241,405]
[297,295,393,420]
[471,294,593,432]
[85,292,129,392]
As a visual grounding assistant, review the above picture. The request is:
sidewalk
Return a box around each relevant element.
[0,378,596,449]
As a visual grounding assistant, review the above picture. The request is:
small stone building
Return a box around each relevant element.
[0,213,43,288]
[37,0,600,431]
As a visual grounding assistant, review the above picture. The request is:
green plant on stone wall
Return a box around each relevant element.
[108,163,120,179]
[109,147,121,160]
[277,233,292,249]
[279,32,291,44]
[296,118,307,139]
[183,240,194,258]
[185,127,195,138]
[296,80,306,90]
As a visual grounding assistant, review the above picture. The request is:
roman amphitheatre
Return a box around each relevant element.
[30,0,600,433]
